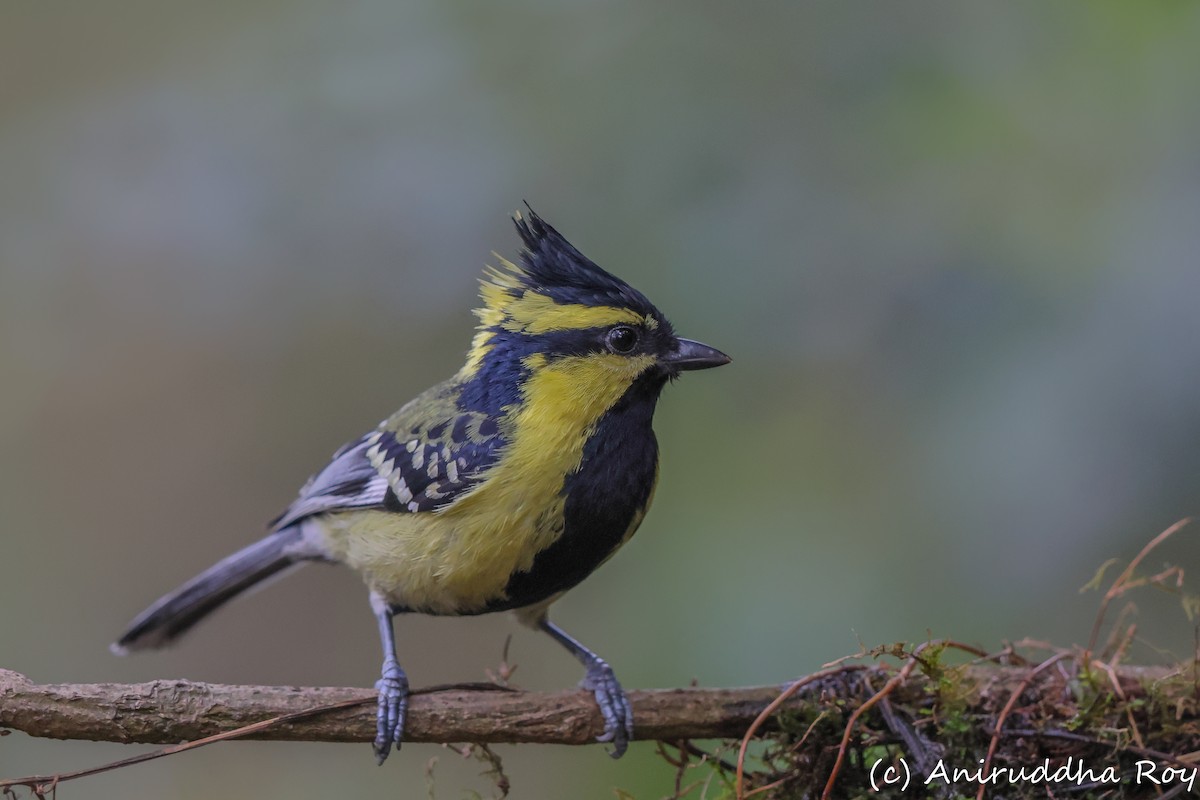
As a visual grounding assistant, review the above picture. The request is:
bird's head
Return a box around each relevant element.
[455,209,729,420]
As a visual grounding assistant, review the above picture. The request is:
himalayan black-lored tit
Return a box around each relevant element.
[112,209,730,762]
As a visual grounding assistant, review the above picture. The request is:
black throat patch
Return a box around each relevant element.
[491,369,668,611]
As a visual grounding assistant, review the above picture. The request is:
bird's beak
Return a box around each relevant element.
[664,337,732,371]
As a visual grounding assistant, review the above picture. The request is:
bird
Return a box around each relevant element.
[111,208,730,763]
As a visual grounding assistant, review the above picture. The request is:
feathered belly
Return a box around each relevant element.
[318,369,664,615]
[317,445,658,615]
[318,493,561,615]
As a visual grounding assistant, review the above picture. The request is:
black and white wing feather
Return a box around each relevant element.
[270,384,504,530]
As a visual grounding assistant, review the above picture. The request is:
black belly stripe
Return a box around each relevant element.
[487,370,667,612]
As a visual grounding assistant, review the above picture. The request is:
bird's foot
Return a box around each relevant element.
[581,659,633,758]
[374,661,409,764]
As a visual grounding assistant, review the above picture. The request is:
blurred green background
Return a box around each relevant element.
[4,2,1200,798]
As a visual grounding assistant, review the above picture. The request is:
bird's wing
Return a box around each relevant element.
[270,384,504,529]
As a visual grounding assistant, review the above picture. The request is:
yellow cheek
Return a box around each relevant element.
[515,352,656,428]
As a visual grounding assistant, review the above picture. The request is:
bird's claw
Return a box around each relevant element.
[581,659,633,758]
[374,662,409,765]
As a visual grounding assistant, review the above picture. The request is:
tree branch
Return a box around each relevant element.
[0,668,799,746]
[6,660,1200,799]
[3,663,1188,749]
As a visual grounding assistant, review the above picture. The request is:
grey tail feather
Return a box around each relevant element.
[111,527,311,654]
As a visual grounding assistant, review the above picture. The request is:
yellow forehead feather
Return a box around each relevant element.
[474,256,656,334]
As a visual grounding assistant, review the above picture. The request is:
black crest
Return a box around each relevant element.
[512,208,659,317]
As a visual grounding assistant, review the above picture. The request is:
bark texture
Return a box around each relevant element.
[0,669,792,745]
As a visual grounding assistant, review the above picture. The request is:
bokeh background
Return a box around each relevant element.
[4,3,1200,798]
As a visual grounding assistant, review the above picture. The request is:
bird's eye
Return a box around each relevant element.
[606,325,639,354]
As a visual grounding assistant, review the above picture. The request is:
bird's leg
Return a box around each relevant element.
[370,591,408,764]
[538,616,634,758]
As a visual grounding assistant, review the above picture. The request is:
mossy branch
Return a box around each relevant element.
[0,663,1186,749]
[5,654,1200,800]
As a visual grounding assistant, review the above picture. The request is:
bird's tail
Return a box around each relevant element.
[111,526,315,655]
